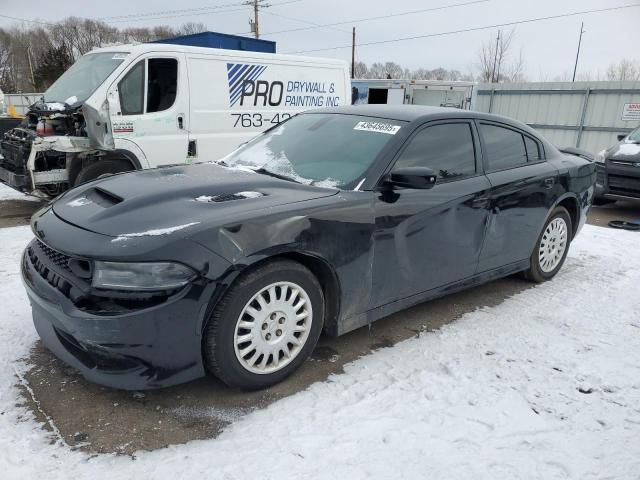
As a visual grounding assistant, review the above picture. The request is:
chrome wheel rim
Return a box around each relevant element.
[233,281,313,374]
[538,217,568,273]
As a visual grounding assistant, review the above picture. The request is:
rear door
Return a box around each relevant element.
[371,120,491,308]
[476,121,559,272]
[107,53,189,167]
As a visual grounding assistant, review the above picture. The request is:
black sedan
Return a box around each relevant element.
[22,106,595,390]
[594,126,640,202]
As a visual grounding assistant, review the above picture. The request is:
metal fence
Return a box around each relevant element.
[3,93,43,116]
[474,81,640,155]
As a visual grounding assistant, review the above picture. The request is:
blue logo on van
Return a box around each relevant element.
[227,63,268,106]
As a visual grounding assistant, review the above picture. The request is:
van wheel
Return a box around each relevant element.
[73,159,133,186]
[203,260,324,390]
[524,206,572,283]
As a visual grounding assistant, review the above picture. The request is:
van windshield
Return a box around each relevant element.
[43,52,127,106]
[224,113,406,188]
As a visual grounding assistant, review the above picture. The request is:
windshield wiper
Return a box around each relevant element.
[252,167,302,184]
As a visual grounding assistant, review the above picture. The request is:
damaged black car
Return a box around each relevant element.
[22,105,596,390]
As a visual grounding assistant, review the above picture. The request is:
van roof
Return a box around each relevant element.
[87,43,349,67]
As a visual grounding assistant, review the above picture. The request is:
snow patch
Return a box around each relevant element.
[65,197,91,207]
[0,225,639,478]
[0,182,41,202]
[111,222,199,242]
[195,191,264,203]
[616,143,640,157]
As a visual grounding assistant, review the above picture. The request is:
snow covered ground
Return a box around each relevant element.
[0,224,639,479]
[0,181,40,201]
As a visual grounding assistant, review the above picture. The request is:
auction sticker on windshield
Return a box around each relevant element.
[354,121,401,135]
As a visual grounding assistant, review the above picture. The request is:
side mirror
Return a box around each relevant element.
[617,134,627,142]
[384,166,437,189]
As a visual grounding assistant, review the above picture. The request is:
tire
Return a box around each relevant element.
[73,159,133,186]
[203,259,325,390]
[524,206,572,283]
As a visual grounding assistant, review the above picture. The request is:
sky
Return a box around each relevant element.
[1,0,639,80]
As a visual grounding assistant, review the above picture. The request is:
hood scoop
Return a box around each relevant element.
[195,191,265,203]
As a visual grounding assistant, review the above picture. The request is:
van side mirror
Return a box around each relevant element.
[617,134,627,142]
[384,166,437,189]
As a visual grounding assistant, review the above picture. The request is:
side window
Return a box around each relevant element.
[480,124,527,170]
[394,123,476,181]
[146,58,178,113]
[118,61,145,115]
[524,135,542,162]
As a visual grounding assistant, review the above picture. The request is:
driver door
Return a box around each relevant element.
[107,54,190,167]
[371,120,491,308]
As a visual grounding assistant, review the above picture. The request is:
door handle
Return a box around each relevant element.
[544,177,555,189]
[177,115,184,130]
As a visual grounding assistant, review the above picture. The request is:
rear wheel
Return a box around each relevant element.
[73,159,133,186]
[203,260,324,390]
[524,206,572,283]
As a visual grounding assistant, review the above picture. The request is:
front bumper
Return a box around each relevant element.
[21,244,218,390]
[595,161,640,200]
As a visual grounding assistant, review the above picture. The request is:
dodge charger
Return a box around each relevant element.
[21,106,596,390]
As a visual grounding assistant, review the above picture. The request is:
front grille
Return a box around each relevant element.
[27,240,73,297]
[607,174,640,197]
[36,239,71,272]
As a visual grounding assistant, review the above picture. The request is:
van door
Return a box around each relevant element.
[107,53,189,167]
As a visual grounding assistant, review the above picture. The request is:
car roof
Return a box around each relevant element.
[311,104,544,139]
[312,104,520,125]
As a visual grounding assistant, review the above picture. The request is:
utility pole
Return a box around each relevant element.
[351,27,356,79]
[26,45,36,90]
[572,22,585,82]
[491,30,500,83]
[245,0,270,39]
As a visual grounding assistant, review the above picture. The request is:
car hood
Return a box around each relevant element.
[607,141,640,162]
[53,163,338,239]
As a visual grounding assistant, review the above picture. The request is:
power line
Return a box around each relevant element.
[286,3,640,54]
[0,13,54,26]
[104,0,306,24]
[261,10,352,35]
[258,0,489,37]
[100,2,247,21]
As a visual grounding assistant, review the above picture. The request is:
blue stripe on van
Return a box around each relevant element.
[227,63,268,107]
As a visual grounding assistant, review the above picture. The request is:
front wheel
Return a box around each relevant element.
[203,260,324,390]
[73,159,133,186]
[524,206,572,283]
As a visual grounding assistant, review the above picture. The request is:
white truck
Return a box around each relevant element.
[0,44,350,197]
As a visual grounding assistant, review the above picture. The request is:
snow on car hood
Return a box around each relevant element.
[52,163,338,239]
[607,142,640,161]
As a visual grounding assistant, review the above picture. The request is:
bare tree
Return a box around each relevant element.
[475,29,524,83]
[176,22,208,36]
[353,61,368,78]
[606,59,640,81]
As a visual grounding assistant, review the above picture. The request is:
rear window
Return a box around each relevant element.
[480,124,528,170]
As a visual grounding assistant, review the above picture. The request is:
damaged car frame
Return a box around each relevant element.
[0,44,349,198]
[22,106,596,390]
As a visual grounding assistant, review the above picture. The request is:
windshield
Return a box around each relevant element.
[224,113,406,188]
[44,52,127,105]
[627,126,640,143]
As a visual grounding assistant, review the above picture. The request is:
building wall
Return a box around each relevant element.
[475,81,640,154]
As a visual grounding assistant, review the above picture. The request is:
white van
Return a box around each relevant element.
[0,44,350,197]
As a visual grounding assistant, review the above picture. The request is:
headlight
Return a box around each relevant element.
[594,149,606,164]
[92,261,197,291]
